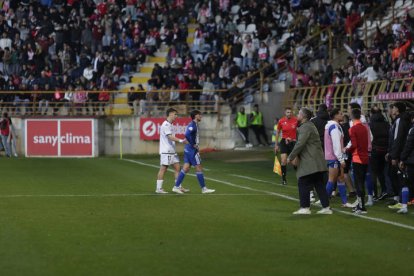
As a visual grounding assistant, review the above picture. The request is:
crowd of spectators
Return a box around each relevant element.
[0,0,397,116]
[130,0,380,113]
[0,0,189,115]
[287,1,414,109]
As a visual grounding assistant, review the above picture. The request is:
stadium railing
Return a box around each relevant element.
[283,77,414,113]
[0,89,229,119]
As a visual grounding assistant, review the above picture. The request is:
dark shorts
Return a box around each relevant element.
[280,139,296,155]
[327,160,341,169]
[344,156,351,174]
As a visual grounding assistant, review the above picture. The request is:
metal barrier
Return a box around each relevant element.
[284,77,414,112]
[0,90,229,118]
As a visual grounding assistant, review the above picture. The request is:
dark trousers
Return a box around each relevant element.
[251,125,269,145]
[405,165,414,199]
[388,162,401,196]
[370,150,387,195]
[237,127,249,143]
[353,162,368,206]
[298,171,329,208]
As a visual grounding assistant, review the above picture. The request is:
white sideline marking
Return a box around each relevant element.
[229,174,296,189]
[124,158,414,232]
[0,193,268,198]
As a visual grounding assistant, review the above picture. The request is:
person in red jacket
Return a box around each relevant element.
[345,108,369,214]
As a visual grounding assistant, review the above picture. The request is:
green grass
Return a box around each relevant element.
[0,151,413,275]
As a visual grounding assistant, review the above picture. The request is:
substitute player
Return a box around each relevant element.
[323,108,353,208]
[173,110,215,194]
[155,108,189,194]
[274,107,298,185]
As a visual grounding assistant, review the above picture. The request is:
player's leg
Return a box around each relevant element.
[337,166,352,207]
[173,162,190,194]
[193,155,215,193]
[326,163,338,197]
[156,162,169,194]
[173,162,189,193]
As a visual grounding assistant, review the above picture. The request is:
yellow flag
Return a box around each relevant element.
[273,156,282,175]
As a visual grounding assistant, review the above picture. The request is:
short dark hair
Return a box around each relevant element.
[300,107,312,120]
[318,104,327,112]
[330,108,341,119]
[393,102,406,113]
[349,102,361,110]
[351,108,361,120]
[285,107,292,111]
[166,108,177,117]
[190,109,201,119]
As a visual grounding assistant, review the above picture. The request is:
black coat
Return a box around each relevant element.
[310,110,329,149]
[388,112,411,160]
[370,113,390,153]
[401,124,414,165]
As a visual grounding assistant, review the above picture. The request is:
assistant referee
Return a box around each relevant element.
[274,107,298,185]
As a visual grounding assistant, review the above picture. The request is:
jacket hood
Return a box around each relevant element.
[317,110,330,120]
[370,113,386,123]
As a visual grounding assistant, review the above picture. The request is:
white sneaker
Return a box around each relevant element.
[317,207,333,215]
[341,202,354,208]
[397,207,408,214]
[172,186,184,194]
[202,187,215,194]
[310,191,315,202]
[365,200,374,207]
[293,208,311,215]
[179,186,190,193]
[13,153,18,157]
[155,188,168,194]
[350,200,359,208]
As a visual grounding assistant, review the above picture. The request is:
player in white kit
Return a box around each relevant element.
[155,108,189,194]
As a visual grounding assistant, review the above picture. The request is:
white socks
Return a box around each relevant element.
[156,180,163,190]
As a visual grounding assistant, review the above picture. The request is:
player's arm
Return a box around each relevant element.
[167,134,188,144]
[331,127,345,165]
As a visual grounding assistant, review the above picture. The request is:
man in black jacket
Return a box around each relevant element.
[310,103,330,150]
[387,102,411,208]
[398,111,414,214]
[369,107,390,200]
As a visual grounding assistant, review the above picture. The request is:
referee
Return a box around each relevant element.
[274,107,298,185]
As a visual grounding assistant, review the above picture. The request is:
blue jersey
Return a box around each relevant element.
[184,120,199,152]
[184,120,201,166]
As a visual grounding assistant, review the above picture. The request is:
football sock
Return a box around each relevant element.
[326,181,334,197]
[402,187,409,206]
[281,165,287,181]
[156,180,163,190]
[337,182,347,204]
[365,171,373,196]
[175,170,186,187]
[196,172,206,188]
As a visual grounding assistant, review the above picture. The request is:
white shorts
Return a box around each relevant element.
[160,153,180,166]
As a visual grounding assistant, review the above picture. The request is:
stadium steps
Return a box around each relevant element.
[113,43,170,115]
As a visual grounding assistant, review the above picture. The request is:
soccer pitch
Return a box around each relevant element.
[0,150,413,275]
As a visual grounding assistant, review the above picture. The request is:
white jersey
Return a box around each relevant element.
[159,120,176,154]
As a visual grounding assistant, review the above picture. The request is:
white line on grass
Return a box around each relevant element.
[123,158,414,232]
[229,174,296,189]
[0,193,269,198]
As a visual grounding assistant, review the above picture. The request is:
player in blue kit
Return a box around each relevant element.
[172,110,216,194]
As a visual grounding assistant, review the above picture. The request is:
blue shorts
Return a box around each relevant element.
[184,151,201,166]
[327,160,340,169]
